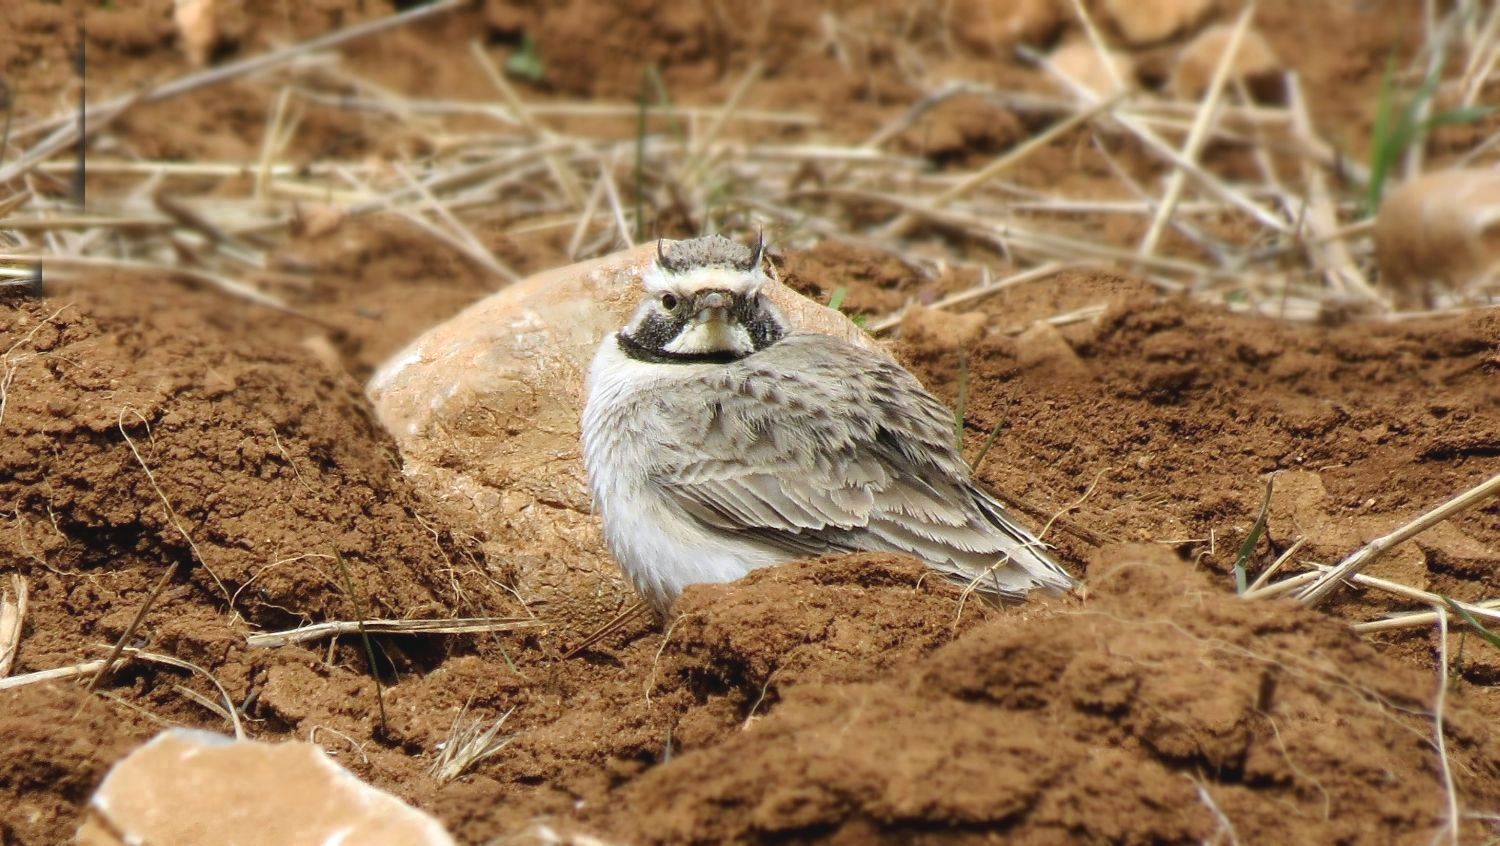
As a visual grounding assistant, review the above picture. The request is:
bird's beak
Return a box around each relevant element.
[693,290,731,317]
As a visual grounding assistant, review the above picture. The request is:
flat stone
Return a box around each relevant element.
[77,728,454,846]
[1374,168,1500,308]
[1102,0,1214,46]
[1170,24,1282,101]
[948,0,1065,53]
[1049,41,1136,98]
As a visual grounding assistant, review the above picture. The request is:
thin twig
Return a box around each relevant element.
[1137,4,1256,260]
[869,262,1071,333]
[118,407,232,605]
[885,95,1125,237]
[247,616,542,648]
[0,574,28,677]
[10,0,463,145]
[0,658,107,691]
[563,602,650,659]
[1295,471,1500,606]
[87,561,179,694]
[1434,609,1461,846]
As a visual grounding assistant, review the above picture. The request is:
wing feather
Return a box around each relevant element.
[635,333,1077,595]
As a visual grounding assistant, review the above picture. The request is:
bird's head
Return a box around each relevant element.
[617,234,788,364]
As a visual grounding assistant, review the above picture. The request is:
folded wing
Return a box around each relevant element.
[640,333,1077,597]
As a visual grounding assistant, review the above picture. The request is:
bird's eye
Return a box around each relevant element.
[660,293,679,311]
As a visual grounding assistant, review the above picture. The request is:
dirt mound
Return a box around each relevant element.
[0,279,518,842]
[610,546,1500,845]
[0,281,508,632]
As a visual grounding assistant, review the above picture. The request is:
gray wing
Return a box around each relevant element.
[637,333,1077,597]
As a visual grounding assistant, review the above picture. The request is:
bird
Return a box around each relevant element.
[581,234,1078,616]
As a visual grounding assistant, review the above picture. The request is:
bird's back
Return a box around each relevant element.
[584,331,1076,607]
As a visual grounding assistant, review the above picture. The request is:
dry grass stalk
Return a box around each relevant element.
[256,86,295,202]
[429,703,515,783]
[1286,73,1381,306]
[1,252,292,314]
[467,40,585,208]
[0,92,141,187]
[172,682,235,727]
[104,645,246,740]
[393,162,521,283]
[1137,5,1256,261]
[0,574,28,677]
[869,262,1072,333]
[8,0,462,148]
[1294,471,1500,606]
[0,658,108,691]
[1328,570,1500,625]
[87,560,180,694]
[594,152,635,249]
[246,616,542,648]
[1027,42,1289,235]
[1433,609,1461,846]
[1241,569,1318,601]
[118,406,232,605]
[1245,536,1307,593]
[1355,599,1500,634]
[0,190,30,218]
[884,94,1124,238]
[562,602,649,659]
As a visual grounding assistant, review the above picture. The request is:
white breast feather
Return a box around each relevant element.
[582,340,783,613]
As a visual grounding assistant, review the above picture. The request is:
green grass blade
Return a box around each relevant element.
[1234,479,1274,594]
[504,33,545,82]
[644,64,684,144]
[969,419,1007,473]
[1421,105,1498,130]
[827,286,848,312]
[1442,596,1500,650]
[1366,53,1400,211]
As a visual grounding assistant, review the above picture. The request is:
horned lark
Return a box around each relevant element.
[582,235,1077,615]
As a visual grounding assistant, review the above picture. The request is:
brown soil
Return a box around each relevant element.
[3,1,1500,845]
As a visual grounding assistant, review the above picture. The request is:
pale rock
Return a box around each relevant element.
[950,0,1064,52]
[173,0,217,67]
[1014,321,1087,377]
[77,728,454,846]
[1374,168,1500,309]
[292,202,350,239]
[1170,24,1282,101]
[897,305,988,352]
[367,242,884,633]
[1049,40,1136,98]
[1103,0,1215,46]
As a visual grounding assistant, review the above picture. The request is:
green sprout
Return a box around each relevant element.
[1233,479,1274,594]
[505,33,545,82]
[1367,55,1494,212]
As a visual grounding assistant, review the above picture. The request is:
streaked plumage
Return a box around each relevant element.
[582,235,1077,615]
